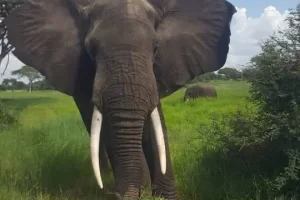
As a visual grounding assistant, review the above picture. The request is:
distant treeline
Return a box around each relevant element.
[0,66,253,92]
[189,67,255,83]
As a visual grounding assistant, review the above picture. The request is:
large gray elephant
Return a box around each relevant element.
[3,0,236,199]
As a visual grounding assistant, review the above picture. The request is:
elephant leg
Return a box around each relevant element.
[73,96,109,171]
[142,102,177,200]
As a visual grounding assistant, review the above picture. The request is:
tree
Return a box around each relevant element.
[2,78,16,91]
[11,65,42,92]
[198,72,219,81]
[32,77,54,91]
[1,78,27,91]
[14,80,26,90]
[241,66,258,80]
[0,0,22,72]
[218,67,242,80]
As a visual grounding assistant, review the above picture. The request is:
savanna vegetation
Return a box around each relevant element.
[0,81,250,200]
[1,1,300,200]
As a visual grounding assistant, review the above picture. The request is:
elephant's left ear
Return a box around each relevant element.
[151,0,236,97]
[4,0,91,96]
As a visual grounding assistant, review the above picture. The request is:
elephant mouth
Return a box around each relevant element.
[89,105,166,189]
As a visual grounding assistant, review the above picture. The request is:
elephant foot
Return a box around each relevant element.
[111,191,140,200]
[114,193,123,200]
[151,178,177,200]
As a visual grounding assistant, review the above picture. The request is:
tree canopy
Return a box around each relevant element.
[1,77,26,91]
[217,67,242,80]
[11,65,42,92]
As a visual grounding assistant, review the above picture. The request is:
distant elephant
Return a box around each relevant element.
[184,84,217,101]
[3,0,236,199]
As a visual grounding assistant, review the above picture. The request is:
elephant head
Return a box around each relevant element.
[3,0,236,199]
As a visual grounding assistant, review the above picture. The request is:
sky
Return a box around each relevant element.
[0,0,299,83]
[230,0,298,16]
[224,0,298,69]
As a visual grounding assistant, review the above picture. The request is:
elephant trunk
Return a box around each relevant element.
[108,104,146,197]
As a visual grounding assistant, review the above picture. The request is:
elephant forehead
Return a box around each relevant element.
[93,0,155,13]
[74,0,155,17]
[127,0,156,12]
[111,0,156,21]
[77,0,158,28]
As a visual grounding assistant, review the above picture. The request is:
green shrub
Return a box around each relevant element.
[0,85,6,91]
[0,101,18,130]
[196,105,299,199]
[199,4,300,199]
[245,5,300,197]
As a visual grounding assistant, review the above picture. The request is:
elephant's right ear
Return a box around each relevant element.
[4,0,90,95]
[151,0,236,97]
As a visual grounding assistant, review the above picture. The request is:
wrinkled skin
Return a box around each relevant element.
[4,0,236,199]
[184,84,217,101]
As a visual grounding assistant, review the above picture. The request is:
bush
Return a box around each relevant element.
[199,4,300,199]
[245,5,300,197]
[246,44,300,197]
[0,85,6,91]
[196,105,298,199]
[0,101,18,130]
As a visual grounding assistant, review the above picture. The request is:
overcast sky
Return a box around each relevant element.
[0,0,299,83]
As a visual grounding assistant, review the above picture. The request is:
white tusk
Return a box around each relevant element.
[150,107,167,175]
[90,106,104,189]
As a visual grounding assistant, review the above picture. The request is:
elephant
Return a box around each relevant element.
[184,84,217,101]
[2,0,236,199]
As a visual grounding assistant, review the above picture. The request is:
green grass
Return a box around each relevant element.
[0,80,253,200]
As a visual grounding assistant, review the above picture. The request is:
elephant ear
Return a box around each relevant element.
[4,0,90,95]
[152,0,236,97]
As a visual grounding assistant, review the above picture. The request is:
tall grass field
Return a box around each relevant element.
[0,80,252,200]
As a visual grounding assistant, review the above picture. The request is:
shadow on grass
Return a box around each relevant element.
[32,118,117,200]
[38,149,115,200]
[174,146,275,200]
